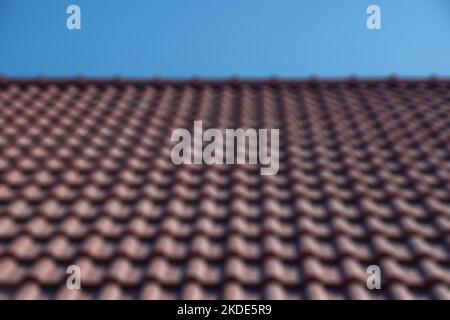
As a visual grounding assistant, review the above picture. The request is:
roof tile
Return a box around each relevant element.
[0,79,449,300]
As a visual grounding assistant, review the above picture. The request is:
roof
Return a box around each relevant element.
[0,78,449,299]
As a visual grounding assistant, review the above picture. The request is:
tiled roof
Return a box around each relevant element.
[0,78,449,300]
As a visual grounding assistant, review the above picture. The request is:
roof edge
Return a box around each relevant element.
[0,75,448,87]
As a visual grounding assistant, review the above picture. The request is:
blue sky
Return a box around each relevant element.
[0,0,449,78]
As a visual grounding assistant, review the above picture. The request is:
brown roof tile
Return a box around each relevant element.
[0,78,449,299]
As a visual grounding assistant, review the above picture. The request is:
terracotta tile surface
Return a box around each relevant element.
[0,78,449,299]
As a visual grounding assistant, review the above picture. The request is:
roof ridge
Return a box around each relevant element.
[0,75,447,87]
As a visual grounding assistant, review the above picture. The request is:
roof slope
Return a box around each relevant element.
[0,79,449,299]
